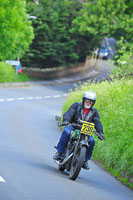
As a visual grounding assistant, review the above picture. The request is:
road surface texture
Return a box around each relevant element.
[0,61,132,200]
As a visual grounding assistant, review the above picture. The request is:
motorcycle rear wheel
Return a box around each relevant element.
[69,146,86,180]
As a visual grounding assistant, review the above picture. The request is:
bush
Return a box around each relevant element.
[112,38,133,78]
[62,78,133,188]
[0,62,30,83]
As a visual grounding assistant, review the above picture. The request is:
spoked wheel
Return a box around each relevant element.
[69,146,86,180]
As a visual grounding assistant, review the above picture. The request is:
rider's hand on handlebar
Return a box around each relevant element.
[77,118,83,124]
[98,133,105,141]
[62,120,69,126]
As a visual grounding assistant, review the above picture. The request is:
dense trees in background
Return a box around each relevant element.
[22,0,133,70]
[0,0,34,60]
[22,0,101,68]
[1,0,132,73]
[72,0,133,76]
[73,0,132,43]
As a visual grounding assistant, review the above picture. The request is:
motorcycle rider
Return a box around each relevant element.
[53,91,105,170]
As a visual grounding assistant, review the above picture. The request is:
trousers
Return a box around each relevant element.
[57,125,95,161]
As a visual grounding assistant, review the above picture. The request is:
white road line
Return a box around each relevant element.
[16,97,25,100]
[44,96,51,98]
[53,95,61,98]
[35,97,43,99]
[0,176,6,183]
[63,93,68,96]
[7,98,15,101]
[26,97,34,100]
[0,94,68,102]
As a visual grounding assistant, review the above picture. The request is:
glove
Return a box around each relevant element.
[98,133,105,141]
[77,118,82,124]
[62,120,69,126]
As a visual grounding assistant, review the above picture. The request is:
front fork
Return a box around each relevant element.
[79,136,90,161]
[80,135,90,148]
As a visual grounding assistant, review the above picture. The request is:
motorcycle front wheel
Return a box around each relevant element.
[69,146,86,180]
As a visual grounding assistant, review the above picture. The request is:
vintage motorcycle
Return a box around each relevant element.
[54,117,104,181]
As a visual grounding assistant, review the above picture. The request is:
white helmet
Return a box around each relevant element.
[82,91,96,107]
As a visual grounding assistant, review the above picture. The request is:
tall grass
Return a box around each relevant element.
[0,62,30,83]
[62,78,133,188]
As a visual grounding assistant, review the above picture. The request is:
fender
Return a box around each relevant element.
[80,140,90,148]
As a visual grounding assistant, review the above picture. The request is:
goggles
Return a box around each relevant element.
[84,99,94,104]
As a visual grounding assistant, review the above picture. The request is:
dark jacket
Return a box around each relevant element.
[63,102,103,134]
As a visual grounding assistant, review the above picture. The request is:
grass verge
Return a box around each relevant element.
[0,62,30,83]
[62,78,133,189]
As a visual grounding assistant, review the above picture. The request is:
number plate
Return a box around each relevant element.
[81,122,95,136]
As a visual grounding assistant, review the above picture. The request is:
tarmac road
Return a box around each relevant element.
[0,60,132,200]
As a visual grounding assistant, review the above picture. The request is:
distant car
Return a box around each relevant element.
[94,45,109,60]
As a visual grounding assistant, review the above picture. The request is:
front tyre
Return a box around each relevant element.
[69,146,86,180]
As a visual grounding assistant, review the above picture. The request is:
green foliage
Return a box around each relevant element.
[0,62,15,82]
[22,0,133,72]
[72,0,133,79]
[0,0,34,60]
[62,78,133,188]
[73,0,133,43]
[0,62,30,82]
[112,37,133,78]
[22,0,99,68]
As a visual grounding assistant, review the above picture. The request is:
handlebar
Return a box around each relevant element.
[59,119,84,127]
[93,130,104,141]
[59,121,104,141]
[59,122,81,128]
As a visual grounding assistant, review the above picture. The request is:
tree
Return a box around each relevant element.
[23,0,133,69]
[22,0,100,68]
[72,0,133,77]
[73,0,133,44]
[0,0,34,60]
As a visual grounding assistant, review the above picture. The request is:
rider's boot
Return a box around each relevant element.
[82,161,89,170]
[53,151,62,160]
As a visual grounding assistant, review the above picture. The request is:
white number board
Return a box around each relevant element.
[6,60,20,66]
